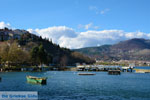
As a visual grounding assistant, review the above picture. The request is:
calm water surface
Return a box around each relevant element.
[0,71,150,100]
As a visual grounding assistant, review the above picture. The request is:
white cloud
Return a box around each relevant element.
[27,26,77,43]
[58,36,86,49]
[89,6,98,11]
[78,23,99,30]
[85,23,92,30]
[0,22,11,29]
[89,6,110,15]
[1,21,150,49]
[28,26,150,49]
[93,26,99,29]
[100,8,110,15]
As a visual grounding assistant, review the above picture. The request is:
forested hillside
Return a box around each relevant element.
[0,28,95,67]
[75,38,150,61]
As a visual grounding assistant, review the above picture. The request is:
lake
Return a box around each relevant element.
[0,71,150,100]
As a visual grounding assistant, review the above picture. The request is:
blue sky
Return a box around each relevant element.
[0,0,150,48]
[0,0,149,32]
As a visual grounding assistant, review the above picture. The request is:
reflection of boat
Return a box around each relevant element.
[26,76,47,84]
[0,77,1,81]
[78,73,95,75]
[108,70,121,75]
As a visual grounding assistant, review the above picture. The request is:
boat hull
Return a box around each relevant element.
[108,70,121,75]
[78,73,95,75]
[26,76,47,84]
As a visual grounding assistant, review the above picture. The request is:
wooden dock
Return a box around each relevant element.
[77,65,121,71]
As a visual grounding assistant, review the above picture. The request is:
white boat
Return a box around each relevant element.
[78,73,95,75]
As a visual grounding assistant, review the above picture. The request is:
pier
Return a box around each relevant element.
[76,64,135,73]
[77,65,121,71]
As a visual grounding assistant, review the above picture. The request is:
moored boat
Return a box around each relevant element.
[78,73,95,75]
[26,76,47,84]
[108,70,121,75]
[134,69,150,73]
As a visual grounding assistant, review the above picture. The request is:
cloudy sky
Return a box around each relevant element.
[0,0,150,49]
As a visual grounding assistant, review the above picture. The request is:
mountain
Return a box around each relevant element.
[0,28,95,67]
[112,38,150,50]
[74,38,150,61]
[75,45,111,57]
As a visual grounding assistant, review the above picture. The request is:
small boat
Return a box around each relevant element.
[134,69,150,73]
[0,77,1,81]
[78,73,95,75]
[26,76,47,84]
[145,72,150,73]
[108,70,121,75]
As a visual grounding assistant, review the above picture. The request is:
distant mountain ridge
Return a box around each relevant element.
[74,38,150,61]
[112,38,150,50]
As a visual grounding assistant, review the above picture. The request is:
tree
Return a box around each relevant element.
[7,42,30,66]
[60,55,68,67]
[38,44,47,65]
[71,52,95,64]
[0,43,9,63]
[30,46,39,64]
[0,42,30,67]
[4,27,9,30]
[30,44,51,65]
[47,53,53,64]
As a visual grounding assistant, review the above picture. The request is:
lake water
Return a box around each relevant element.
[0,71,150,100]
[134,66,150,69]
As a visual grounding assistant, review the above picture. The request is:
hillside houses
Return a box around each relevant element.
[0,28,22,41]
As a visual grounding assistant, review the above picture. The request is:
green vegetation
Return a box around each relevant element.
[0,28,95,70]
[30,44,52,65]
[0,42,30,67]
